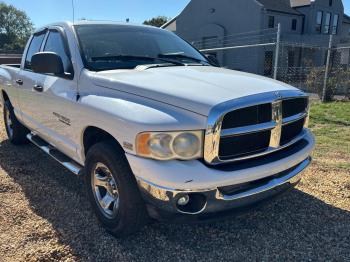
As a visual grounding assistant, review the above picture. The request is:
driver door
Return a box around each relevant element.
[27,27,79,158]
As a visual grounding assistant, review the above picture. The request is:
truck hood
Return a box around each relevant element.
[91,66,298,116]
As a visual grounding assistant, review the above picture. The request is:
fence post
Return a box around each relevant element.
[322,34,333,102]
[273,23,281,80]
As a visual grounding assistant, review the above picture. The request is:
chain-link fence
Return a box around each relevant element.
[193,25,350,99]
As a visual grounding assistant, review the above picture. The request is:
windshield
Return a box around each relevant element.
[74,24,209,71]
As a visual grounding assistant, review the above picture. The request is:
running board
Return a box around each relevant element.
[27,133,83,176]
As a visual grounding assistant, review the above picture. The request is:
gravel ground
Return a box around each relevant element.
[0,111,349,262]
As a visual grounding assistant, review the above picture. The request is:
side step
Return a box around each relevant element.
[27,133,83,176]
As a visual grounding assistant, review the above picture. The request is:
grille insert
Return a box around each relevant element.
[281,118,305,145]
[222,104,272,129]
[219,130,271,159]
[282,98,308,118]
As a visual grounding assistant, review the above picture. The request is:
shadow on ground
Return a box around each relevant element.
[0,140,349,261]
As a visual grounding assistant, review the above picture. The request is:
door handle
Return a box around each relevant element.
[33,84,43,92]
[16,79,23,85]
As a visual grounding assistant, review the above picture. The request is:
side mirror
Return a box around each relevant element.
[205,54,220,67]
[31,52,64,75]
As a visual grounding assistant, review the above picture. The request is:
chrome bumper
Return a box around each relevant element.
[137,157,311,216]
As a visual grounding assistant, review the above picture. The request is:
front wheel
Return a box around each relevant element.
[85,141,149,237]
[3,100,29,145]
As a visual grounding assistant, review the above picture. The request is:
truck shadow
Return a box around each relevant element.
[0,140,349,261]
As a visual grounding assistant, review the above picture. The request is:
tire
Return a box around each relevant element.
[85,141,149,237]
[3,100,29,145]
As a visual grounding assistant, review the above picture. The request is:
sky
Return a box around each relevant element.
[1,0,350,29]
[1,0,191,28]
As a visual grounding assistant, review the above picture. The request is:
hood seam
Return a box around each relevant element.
[94,83,208,117]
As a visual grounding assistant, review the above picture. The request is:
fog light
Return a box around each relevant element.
[177,195,190,206]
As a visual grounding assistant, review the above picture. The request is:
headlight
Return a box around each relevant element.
[136,131,203,160]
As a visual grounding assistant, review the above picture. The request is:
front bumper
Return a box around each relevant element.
[127,131,315,216]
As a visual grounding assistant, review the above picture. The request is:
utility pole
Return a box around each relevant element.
[322,34,333,102]
[273,23,281,80]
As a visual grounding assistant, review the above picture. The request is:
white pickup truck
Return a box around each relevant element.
[0,21,315,236]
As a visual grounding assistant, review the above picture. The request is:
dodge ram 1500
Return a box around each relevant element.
[0,21,315,236]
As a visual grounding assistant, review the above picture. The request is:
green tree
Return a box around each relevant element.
[0,2,34,51]
[143,16,169,27]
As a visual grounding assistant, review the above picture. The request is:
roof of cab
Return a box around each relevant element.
[34,20,158,33]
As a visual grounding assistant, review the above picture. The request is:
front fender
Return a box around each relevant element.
[77,88,207,162]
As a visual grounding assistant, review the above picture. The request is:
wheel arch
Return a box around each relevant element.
[82,126,125,159]
[1,90,10,105]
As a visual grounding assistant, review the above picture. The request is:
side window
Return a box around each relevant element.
[44,31,72,74]
[324,13,331,34]
[268,16,275,28]
[24,32,46,70]
[332,14,339,35]
[292,19,297,31]
[316,11,323,33]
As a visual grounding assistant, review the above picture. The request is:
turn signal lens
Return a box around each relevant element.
[136,133,151,155]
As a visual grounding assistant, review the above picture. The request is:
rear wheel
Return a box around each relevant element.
[85,141,149,237]
[3,100,29,145]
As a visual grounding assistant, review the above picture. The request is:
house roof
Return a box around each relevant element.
[344,14,350,24]
[161,16,178,29]
[256,0,303,15]
[290,0,312,8]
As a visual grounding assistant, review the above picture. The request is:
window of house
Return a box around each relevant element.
[24,31,46,70]
[332,14,339,34]
[316,11,323,33]
[329,0,333,6]
[324,12,331,34]
[268,16,275,28]
[44,30,73,74]
[292,19,297,31]
[264,51,273,76]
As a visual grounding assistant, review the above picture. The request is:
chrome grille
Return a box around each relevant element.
[204,90,309,165]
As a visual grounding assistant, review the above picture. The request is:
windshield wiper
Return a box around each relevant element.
[91,55,184,66]
[158,53,208,64]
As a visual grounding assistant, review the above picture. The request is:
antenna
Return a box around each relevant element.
[71,0,75,23]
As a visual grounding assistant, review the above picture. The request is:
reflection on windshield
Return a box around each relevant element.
[74,24,209,71]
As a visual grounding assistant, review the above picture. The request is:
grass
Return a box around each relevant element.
[309,101,350,170]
